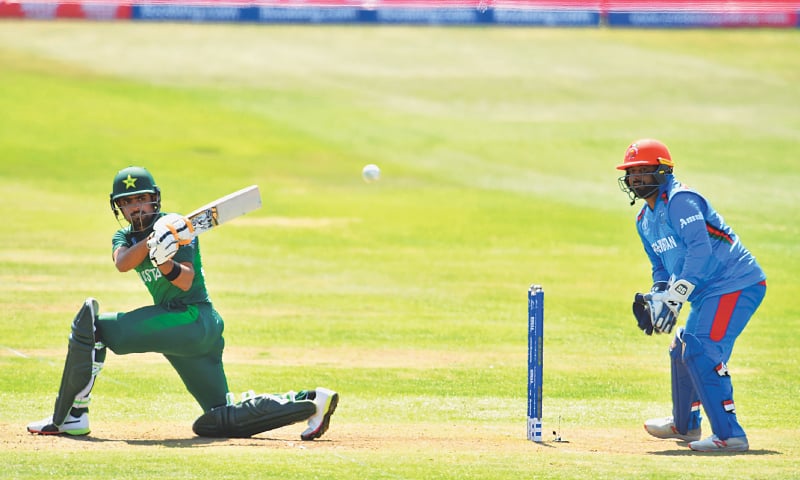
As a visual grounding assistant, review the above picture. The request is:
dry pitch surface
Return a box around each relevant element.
[2,421,784,459]
[1,349,786,459]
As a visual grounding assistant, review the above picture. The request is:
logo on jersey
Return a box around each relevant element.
[651,236,677,254]
[679,213,703,229]
[138,266,162,283]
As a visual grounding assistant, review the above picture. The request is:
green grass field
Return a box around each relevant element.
[1,22,799,479]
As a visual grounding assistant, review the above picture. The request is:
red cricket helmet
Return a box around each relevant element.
[616,139,675,205]
[616,139,674,170]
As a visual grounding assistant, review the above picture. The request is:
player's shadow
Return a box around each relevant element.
[59,435,310,448]
[650,447,781,456]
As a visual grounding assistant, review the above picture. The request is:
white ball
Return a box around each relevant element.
[362,164,381,183]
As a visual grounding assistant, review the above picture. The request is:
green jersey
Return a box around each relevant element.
[112,213,210,308]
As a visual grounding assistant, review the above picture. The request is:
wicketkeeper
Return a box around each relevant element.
[28,166,338,440]
[617,139,766,453]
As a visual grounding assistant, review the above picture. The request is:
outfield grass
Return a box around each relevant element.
[0,22,798,479]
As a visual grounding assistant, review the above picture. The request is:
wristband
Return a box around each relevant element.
[164,262,181,281]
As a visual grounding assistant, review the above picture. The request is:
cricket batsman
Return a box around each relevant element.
[27,166,338,440]
[617,139,766,452]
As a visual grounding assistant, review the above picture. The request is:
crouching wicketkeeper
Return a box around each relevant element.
[617,139,766,453]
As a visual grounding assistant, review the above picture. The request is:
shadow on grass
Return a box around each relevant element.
[58,435,315,448]
[650,448,782,456]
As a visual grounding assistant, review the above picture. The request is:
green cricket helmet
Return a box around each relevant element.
[110,166,161,231]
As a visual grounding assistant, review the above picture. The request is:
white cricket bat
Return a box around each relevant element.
[186,185,262,236]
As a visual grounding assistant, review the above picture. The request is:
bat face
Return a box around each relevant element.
[186,186,260,237]
[190,207,219,235]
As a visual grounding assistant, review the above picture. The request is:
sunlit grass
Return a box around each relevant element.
[0,23,798,479]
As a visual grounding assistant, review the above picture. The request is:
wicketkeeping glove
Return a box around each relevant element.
[632,293,654,335]
[631,281,669,336]
[648,279,695,334]
[647,296,678,334]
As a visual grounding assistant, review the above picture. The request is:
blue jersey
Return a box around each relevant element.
[635,177,765,302]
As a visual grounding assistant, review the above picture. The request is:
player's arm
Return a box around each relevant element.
[113,237,151,272]
[668,192,714,295]
[637,192,711,334]
[632,222,673,335]
[636,223,669,283]
[156,259,195,291]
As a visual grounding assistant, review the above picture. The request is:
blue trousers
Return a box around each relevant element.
[671,281,766,439]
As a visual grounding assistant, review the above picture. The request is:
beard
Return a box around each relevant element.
[128,210,157,232]
[632,184,659,199]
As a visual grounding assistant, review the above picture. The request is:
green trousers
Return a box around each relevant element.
[96,302,229,411]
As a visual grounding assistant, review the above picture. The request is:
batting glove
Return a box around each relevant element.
[147,232,179,266]
[152,213,194,247]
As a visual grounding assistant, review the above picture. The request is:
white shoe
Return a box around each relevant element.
[27,410,90,436]
[689,434,749,452]
[644,416,701,442]
[300,387,338,441]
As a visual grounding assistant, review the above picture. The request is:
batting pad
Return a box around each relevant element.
[670,334,701,434]
[192,394,315,438]
[681,333,745,440]
[52,298,98,426]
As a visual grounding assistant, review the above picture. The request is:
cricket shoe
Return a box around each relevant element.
[300,387,338,441]
[689,434,749,452]
[643,416,701,442]
[27,410,90,436]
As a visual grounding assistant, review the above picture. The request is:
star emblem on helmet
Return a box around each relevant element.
[123,174,137,189]
[626,144,639,161]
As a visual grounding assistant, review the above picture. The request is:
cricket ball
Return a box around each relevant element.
[362,164,381,183]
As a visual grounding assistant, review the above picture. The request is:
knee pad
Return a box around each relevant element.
[192,393,316,438]
[681,333,744,439]
[52,298,100,426]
